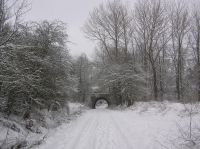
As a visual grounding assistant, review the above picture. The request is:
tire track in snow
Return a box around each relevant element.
[109,111,135,149]
[65,111,98,149]
[38,107,181,149]
[92,110,109,149]
[93,110,118,149]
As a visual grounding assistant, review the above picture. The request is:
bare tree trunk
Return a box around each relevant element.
[198,65,200,101]
[115,37,118,61]
[152,66,158,100]
[177,43,181,100]
[197,31,200,101]
[176,69,180,100]
[196,20,200,101]
[169,1,189,100]
[159,56,164,97]
[190,9,200,101]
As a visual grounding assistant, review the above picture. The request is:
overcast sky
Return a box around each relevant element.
[24,0,114,59]
[24,0,137,59]
[24,0,197,59]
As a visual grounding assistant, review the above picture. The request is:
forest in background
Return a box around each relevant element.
[0,0,200,132]
[1,0,200,148]
[83,0,200,105]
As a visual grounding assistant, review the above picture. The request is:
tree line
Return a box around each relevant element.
[0,0,86,117]
[1,0,200,118]
[83,0,200,105]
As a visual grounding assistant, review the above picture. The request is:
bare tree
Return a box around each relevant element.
[134,0,169,99]
[169,1,189,100]
[119,2,132,61]
[83,0,132,63]
[0,0,29,46]
[75,54,91,103]
[189,5,200,101]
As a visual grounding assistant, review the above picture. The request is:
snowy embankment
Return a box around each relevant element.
[38,101,200,149]
[0,102,85,149]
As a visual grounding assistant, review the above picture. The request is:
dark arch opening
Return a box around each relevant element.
[93,97,109,109]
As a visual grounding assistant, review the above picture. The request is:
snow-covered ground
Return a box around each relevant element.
[38,101,200,149]
[0,102,85,149]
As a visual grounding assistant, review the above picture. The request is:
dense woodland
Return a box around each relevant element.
[0,0,200,119]
[1,0,200,148]
[83,0,200,105]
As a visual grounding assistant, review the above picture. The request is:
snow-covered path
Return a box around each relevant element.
[38,105,183,149]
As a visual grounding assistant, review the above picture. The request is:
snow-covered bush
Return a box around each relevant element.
[98,60,148,106]
[0,20,77,116]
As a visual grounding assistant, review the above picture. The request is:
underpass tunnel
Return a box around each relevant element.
[93,98,109,109]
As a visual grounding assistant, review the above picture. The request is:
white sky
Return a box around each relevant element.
[25,0,194,59]
[25,0,110,58]
[24,0,112,59]
[24,0,137,59]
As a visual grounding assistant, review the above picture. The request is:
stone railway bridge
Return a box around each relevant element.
[88,93,111,109]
